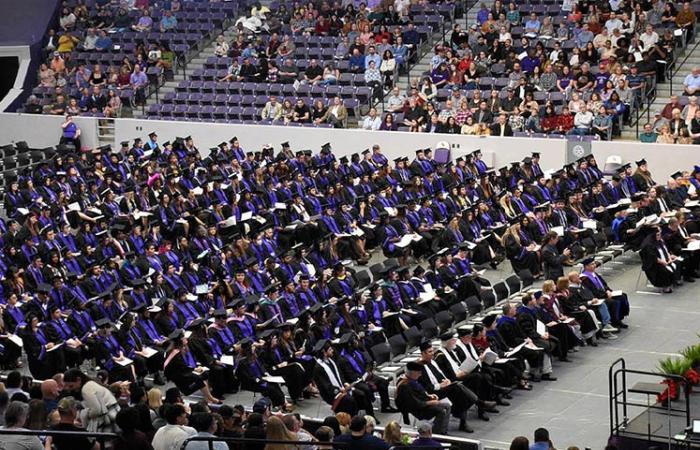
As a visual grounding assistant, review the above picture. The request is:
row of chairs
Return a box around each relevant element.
[162,88,372,106]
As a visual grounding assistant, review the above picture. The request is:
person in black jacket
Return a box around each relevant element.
[335,333,397,413]
[541,231,571,281]
[417,340,494,432]
[163,329,220,404]
[664,217,700,282]
[395,361,451,435]
[311,339,366,416]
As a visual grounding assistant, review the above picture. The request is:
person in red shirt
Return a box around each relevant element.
[556,106,575,134]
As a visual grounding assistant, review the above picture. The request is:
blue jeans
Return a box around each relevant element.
[597,301,612,326]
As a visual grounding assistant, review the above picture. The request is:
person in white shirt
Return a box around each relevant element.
[385,86,406,112]
[153,404,197,450]
[571,104,594,135]
[362,107,382,130]
[186,412,227,450]
[213,34,229,57]
[605,13,623,34]
[394,0,411,17]
[639,24,659,49]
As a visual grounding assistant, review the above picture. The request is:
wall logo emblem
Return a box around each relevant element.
[572,144,586,158]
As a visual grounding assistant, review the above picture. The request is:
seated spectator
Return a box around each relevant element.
[2,402,42,450]
[133,11,154,32]
[639,123,659,142]
[48,397,98,450]
[213,35,229,57]
[238,58,258,82]
[412,422,442,448]
[316,96,347,128]
[656,125,675,144]
[186,412,226,450]
[319,63,339,86]
[592,105,612,140]
[57,33,79,55]
[365,61,383,102]
[385,86,406,112]
[681,96,698,126]
[303,59,323,85]
[152,404,196,450]
[113,407,154,450]
[335,416,389,450]
[362,108,382,131]
[491,113,514,137]
[83,29,98,50]
[569,104,593,135]
[523,13,541,35]
[130,64,149,105]
[94,30,112,51]
[278,59,299,84]
[662,95,683,120]
[380,113,398,131]
[690,109,700,144]
[292,99,311,123]
[684,67,700,95]
[160,11,178,32]
[349,49,365,74]
[265,416,297,449]
[309,98,327,122]
[509,436,529,450]
[261,95,283,122]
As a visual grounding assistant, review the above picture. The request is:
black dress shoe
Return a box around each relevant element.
[479,400,498,412]
[614,321,629,329]
[459,422,474,432]
[477,410,490,421]
[684,276,696,283]
[559,357,572,362]
[381,406,398,413]
[541,374,557,381]
[153,373,166,386]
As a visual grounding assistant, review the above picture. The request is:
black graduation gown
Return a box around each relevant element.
[311,358,361,415]
[640,238,677,287]
[22,329,65,380]
[163,348,206,395]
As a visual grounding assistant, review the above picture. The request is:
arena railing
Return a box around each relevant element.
[0,428,118,449]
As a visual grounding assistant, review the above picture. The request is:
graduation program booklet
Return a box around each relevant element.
[536,320,547,337]
[459,356,479,373]
[263,375,285,384]
[482,349,499,365]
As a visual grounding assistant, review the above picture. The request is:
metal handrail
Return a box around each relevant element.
[181,435,349,450]
[608,357,691,440]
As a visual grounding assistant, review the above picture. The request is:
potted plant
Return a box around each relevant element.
[680,344,700,385]
[657,357,691,403]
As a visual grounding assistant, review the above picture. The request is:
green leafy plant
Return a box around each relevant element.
[680,344,700,367]
[657,357,692,377]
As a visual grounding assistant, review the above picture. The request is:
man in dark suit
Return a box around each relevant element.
[489,114,514,137]
[541,231,571,281]
[395,361,451,434]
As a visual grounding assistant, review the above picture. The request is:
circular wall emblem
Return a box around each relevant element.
[572,144,586,158]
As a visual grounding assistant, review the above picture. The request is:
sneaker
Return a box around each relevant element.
[602,324,618,333]
[603,332,619,340]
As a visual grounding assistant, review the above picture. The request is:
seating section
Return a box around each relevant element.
[144,4,453,124]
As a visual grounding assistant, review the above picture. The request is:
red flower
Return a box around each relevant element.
[658,379,679,403]
[685,368,700,385]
